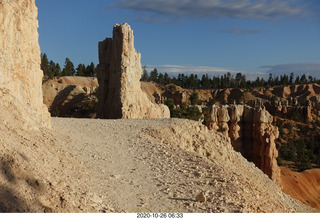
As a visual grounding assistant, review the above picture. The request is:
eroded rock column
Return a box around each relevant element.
[97,23,170,119]
[208,104,281,184]
[0,0,50,129]
[252,107,281,184]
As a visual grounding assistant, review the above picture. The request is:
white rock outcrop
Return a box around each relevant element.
[0,0,50,129]
[97,23,170,119]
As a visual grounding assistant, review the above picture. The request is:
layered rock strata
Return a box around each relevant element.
[97,23,170,119]
[0,0,50,129]
[208,105,281,184]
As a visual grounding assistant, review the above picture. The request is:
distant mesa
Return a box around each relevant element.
[96,23,170,119]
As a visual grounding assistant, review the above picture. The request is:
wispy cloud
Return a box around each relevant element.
[216,29,267,34]
[113,0,312,21]
[260,63,320,77]
[145,64,267,80]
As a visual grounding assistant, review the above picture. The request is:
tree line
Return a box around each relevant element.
[41,55,319,90]
[141,67,319,89]
[41,53,96,79]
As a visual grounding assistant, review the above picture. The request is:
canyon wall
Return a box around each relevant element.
[0,0,50,129]
[208,105,281,184]
[97,23,170,119]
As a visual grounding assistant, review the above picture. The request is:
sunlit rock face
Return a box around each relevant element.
[97,23,170,119]
[0,0,50,129]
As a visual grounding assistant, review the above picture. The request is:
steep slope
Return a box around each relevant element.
[281,167,320,210]
[0,115,317,212]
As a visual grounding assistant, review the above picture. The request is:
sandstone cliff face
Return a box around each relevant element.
[208,105,281,184]
[97,23,170,119]
[0,0,50,129]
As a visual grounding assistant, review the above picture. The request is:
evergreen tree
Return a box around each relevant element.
[62,58,75,76]
[201,74,211,89]
[300,74,308,84]
[47,60,55,79]
[141,65,149,81]
[289,73,294,85]
[150,68,158,82]
[41,53,49,76]
[86,62,96,77]
[158,73,164,85]
[76,64,86,76]
[268,73,274,86]
[189,91,199,105]
[55,63,62,77]
[163,72,170,85]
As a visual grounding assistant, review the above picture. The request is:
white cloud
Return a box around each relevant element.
[114,0,312,21]
[216,29,267,34]
[145,64,267,80]
[260,63,320,77]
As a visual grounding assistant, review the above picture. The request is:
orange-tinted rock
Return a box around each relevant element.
[208,104,281,184]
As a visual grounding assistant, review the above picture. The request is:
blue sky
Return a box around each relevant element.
[36,0,320,79]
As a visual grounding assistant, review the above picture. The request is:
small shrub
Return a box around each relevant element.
[217,125,227,133]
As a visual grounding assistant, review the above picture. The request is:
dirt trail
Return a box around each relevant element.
[1,114,315,212]
[50,118,316,213]
[51,118,222,212]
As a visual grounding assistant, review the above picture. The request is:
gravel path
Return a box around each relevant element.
[49,117,316,213]
[52,118,219,212]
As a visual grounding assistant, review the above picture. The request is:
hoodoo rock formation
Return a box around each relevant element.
[208,105,281,184]
[97,23,170,119]
[0,0,50,129]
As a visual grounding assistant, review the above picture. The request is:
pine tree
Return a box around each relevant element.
[164,72,170,85]
[76,64,86,76]
[62,58,75,76]
[41,53,49,76]
[47,60,55,79]
[141,65,149,81]
[55,63,62,77]
[150,68,158,82]
[86,62,96,77]
[189,91,199,105]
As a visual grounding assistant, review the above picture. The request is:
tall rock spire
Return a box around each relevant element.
[97,23,170,119]
[0,0,50,129]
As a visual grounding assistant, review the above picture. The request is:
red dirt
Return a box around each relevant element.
[280,167,320,210]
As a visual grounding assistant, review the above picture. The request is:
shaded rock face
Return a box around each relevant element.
[163,84,190,105]
[208,105,281,184]
[0,0,50,129]
[42,77,98,118]
[97,23,170,119]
